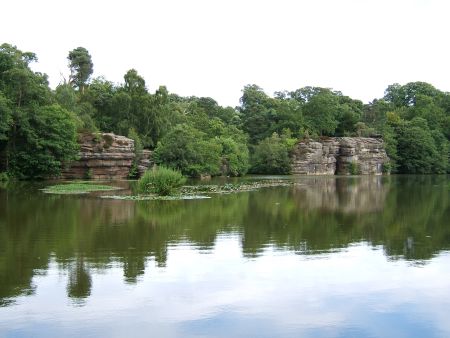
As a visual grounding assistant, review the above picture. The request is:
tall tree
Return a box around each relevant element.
[239,85,276,144]
[68,47,93,94]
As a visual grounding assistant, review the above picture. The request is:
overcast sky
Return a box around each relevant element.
[1,0,449,107]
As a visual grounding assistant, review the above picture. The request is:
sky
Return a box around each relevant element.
[1,0,449,107]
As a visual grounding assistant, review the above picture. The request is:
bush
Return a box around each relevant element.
[153,124,222,177]
[250,133,291,174]
[138,166,186,196]
[218,136,249,176]
[382,162,392,174]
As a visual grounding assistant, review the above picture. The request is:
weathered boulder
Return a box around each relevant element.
[291,137,389,175]
[62,133,152,179]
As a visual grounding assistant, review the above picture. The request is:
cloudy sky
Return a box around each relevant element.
[1,0,449,107]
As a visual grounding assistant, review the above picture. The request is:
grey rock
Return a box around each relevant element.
[291,137,389,175]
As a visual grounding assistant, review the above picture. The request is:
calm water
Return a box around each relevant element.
[1,176,449,338]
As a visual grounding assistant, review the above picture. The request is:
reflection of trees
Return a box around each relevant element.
[240,176,450,260]
[67,258,92,303]
[0,176,449,305]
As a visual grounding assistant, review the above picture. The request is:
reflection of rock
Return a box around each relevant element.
[291,137,389,175]
[293,177,388,213]
[62,133,153,179]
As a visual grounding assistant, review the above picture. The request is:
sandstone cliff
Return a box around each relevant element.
[62,133,153,179]
[291,137,389,175]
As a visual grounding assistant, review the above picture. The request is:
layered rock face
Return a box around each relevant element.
[291,139,340,175]
[291,137,389,175]
[62,133,152,179]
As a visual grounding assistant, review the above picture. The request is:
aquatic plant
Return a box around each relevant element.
[42,182,120,194]
[138,166,186,196]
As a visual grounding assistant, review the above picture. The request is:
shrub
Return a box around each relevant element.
[250,133,291,174]
[138,166,186,196]
[382,162,392,174]
[153,124,222,177]
[218,136,249,176]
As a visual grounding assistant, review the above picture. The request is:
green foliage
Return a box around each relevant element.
[68,47,93,93]
[301,88,339,136]
[42,182,119,194]
[218,136,249,176]
[0,92,12,140]
[154,124,222,177]
[84,168,93,179]
[55,83,78,111]
[382,161,392,174]
[382,123,399,172]
[395,118,440,174]
[128,127,143,178]
[240,85,304,144]
[0,171,8,182]
[250,133,291,174]
[9,104,79,179]
[2,43,450,178]
[138,166,186,196]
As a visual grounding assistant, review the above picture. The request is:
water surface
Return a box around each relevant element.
[1,176,449,337]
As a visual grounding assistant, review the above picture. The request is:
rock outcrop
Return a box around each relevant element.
[291,137,389,175]
[137,150,154,177]
[291,139,340,175]
[62,133,153,179]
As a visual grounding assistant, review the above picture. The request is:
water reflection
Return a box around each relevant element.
[0,176,449,307]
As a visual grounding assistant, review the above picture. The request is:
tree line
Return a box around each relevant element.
[0,43,449,179]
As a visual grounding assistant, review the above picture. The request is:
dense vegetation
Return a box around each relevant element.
[0,43,449,179]
[138,166,186,196]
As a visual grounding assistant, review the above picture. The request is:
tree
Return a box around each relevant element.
[302,89,339,136]
[218,136,249,176]
[395,118,439,174]
[8,104,79,179]
[384,82,442,107]
[0,92,12,141]
[335,96,363,136]
[68,47,93,93]
[124,69,146,95]
[154,124,222,177]
[250,133,291,174]
[239,85,274,144]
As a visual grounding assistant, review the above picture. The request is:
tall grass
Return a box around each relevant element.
[138,166,186,196]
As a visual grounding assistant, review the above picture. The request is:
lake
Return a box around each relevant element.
[1,176,449,338]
